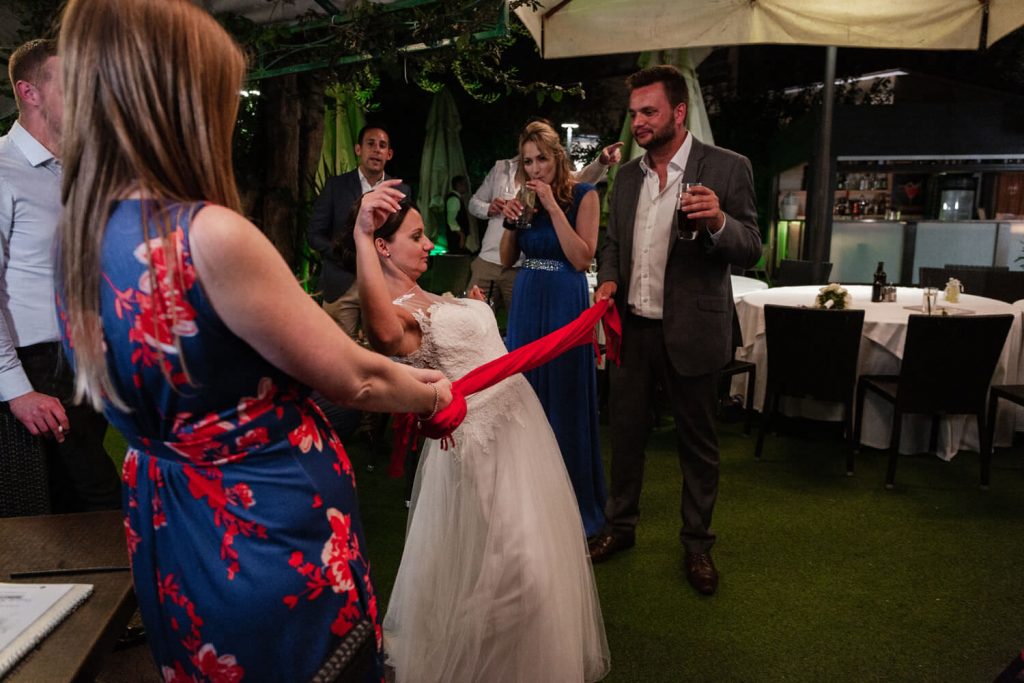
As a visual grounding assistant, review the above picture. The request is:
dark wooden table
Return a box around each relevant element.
[0,510,136,682]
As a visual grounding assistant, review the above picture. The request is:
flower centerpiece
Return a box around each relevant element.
[815,282,851,310]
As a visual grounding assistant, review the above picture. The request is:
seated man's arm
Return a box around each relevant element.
[469,162,501,220]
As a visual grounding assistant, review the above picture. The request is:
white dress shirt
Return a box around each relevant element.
[358,168,385,194]
[0,121,62,401]
[627,134,694,319]
[468,158,519,265]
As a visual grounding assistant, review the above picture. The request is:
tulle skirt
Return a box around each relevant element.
[383,376,610,682]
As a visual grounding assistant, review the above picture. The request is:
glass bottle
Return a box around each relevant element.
[871,261,887,302]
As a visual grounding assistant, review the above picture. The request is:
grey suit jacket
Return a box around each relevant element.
[598,137,762,377]
[307,170,409,302]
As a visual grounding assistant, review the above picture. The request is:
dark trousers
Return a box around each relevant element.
[604,314,720,554]
[15,343,120,512]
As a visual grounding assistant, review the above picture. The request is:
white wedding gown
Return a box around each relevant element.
[383,289,610,683]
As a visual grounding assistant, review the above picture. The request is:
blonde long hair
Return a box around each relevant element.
[58,0,245,410]
[516,121,575,209]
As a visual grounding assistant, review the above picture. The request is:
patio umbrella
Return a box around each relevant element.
[513,0,1024,58]
[315,84,366,188]
[416,88,473,251]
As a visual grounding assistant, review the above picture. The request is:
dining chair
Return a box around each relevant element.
[921,266,987,297]
[986,384,1024,480]
[774,259,833,287]
[720,310,756,434]
[0,406,51,517]
[309,617,376,683]
[754,305,865,471]
[854,314,1013,490]
[920,265,1016,301]
[983,270,1024,303]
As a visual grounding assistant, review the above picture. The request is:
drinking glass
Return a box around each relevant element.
[922,287,938,314]
[513,186,537,230]
[676,181,702,240]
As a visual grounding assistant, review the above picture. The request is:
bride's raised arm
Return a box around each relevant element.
[351,182,424,357]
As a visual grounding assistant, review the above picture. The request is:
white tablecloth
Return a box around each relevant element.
[585,273,765,300]
[731,274,769,299]
[733,285,1023,459]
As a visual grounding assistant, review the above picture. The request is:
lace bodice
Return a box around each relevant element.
[394,287,527,446]
[396,290,507,377]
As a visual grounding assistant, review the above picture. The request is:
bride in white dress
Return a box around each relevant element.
[346,181,609,682]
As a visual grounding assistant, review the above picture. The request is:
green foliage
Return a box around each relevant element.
[215,0,580,105]
[3,0,581,122]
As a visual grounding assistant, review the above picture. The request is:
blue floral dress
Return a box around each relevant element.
[505,183,607,538]
[60,200,380,682]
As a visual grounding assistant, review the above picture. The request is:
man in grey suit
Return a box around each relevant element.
[590,65,761,595]
[307,124,406,337]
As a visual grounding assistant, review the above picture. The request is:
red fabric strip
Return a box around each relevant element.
[388,299,621,477]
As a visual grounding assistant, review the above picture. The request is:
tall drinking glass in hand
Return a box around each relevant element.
[514,186,537,230]
[676,181,702,240]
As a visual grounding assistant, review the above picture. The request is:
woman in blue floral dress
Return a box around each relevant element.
[55,1,451,681]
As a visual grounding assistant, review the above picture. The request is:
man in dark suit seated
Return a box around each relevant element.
[307,124,408,337]
[590,65,762,595]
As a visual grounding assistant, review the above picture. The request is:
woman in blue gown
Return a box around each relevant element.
[55,1,451,680]
[500,121,607,538]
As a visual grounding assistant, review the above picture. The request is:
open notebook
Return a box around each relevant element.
[0,583,93,677]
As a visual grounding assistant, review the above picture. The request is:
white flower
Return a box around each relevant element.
[814,282,850,310]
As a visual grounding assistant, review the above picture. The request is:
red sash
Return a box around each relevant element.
[389,299,621,477]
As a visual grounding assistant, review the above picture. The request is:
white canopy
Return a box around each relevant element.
[514,0,1024,59]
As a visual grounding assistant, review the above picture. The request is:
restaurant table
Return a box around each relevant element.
[0,510,136,682]
[733,285,1023,459]
[585,272,767,300]
[731,274,769,299]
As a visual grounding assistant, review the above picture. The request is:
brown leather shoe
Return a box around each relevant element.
[587,533,634,563]
[684,552,719,595]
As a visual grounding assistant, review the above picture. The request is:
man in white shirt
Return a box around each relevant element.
[468,140,623,315]
[0,39,120,512]
[590,65,761,595]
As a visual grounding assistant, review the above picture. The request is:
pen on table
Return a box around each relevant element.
[9,565,130,579]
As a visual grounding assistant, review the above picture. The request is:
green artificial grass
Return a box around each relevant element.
[104,418,1024,681]
[352,418,1024,682]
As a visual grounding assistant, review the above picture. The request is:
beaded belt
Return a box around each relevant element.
[521,258,572,272]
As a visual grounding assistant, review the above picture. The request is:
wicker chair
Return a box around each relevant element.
[0,406,51,517]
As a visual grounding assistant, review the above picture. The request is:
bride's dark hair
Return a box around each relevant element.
[333,194,419,273]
